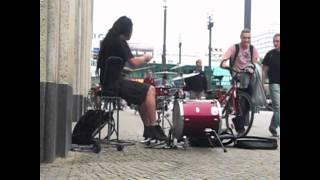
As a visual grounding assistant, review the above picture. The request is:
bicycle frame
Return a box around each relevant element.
[216,70,251,117]
[217,80,238,115]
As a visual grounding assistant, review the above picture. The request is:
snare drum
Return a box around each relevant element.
[172,99,222,140]
[155,87,170,96]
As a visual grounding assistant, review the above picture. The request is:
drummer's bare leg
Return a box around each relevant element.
[139,86,167,140]
[139,86,156,126]
[138,109,148,139]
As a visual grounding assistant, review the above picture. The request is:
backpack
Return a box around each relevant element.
[72,110,112,145]
[230,44,254,68]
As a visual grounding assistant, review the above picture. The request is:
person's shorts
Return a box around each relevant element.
[119,79,150,105]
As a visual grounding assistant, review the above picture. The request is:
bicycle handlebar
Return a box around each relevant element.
[221,64,255,74]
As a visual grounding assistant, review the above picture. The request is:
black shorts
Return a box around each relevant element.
[119,79,150,105]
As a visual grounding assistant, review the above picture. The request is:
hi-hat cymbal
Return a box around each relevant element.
[171,73,199,81]
[154,71,178,75]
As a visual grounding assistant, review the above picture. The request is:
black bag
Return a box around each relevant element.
[234,136,278,150]
[72,110,112,145]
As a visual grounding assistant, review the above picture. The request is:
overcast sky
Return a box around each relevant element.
[92,0,280,61]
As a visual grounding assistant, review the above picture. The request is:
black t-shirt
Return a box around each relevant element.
[98,37,134,85]
[262,49,280,84]
[100,37,134,70]
[185,69,208,92]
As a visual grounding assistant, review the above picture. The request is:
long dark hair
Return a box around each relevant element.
[97,16,133,70]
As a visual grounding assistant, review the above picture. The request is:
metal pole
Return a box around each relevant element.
[244,0,251,30]
[208,16,213,89]
[162,3,167,70]
[179,42,181,64]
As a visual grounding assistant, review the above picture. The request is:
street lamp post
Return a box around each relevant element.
[162,0,167,70]
[244,0,251,30]
[208,16,214,89]
[178,41,181,65]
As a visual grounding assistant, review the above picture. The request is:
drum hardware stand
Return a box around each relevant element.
[156,97,172,129]
[161,129,189,150]
[144,128,178,149]
[157,112,172,129]
[97,97,135,151]
[204,128,227,153]
[144,138,170,149]
[144,136,184,150]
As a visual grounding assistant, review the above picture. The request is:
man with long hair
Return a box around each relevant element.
[96,16,167,141]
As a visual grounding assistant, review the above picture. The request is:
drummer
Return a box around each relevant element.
[185,59,208,99]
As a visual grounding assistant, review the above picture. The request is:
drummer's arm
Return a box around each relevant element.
[128,54,153,67]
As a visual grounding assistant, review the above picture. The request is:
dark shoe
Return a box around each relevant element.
[232,117,245,136]
[143,126,151,140]
[147,125,167,141]
[155,125,167,139]
[143,126,147,138]
[236,130,245,137]
[269,128,279,137]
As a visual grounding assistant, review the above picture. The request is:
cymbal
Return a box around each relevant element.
[171,73,199,81]
[123,67,133,73]
[170,64,186,70]
[154,71,178,75]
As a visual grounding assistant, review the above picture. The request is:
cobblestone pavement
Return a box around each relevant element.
[40,107,280,180]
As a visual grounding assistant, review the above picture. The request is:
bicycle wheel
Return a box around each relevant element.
[223,91,254,137]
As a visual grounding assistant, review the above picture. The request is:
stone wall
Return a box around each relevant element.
[40,0,93,163]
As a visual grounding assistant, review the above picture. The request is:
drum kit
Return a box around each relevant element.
[145,70,229,152]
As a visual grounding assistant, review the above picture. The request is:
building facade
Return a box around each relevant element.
[251,30,279,60]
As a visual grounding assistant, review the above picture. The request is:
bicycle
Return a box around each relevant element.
[215,66,255,145]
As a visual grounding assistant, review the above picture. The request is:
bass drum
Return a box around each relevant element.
[172,99,222,141]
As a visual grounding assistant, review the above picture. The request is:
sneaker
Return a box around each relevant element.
[143,126,150,139]
[147,125,167,141]
[269,128,279,137]
[155,125,167,139]
[236,130,245,137]
[232,117,245,136]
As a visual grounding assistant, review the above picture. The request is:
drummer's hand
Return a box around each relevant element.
[244,64,255,74]
[144,54,153,63]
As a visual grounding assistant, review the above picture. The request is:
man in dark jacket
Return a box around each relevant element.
[185,59,208,99]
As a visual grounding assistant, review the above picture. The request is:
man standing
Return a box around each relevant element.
[185,59,208,99]
[262,33,280,137]
[220,28,259,136]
